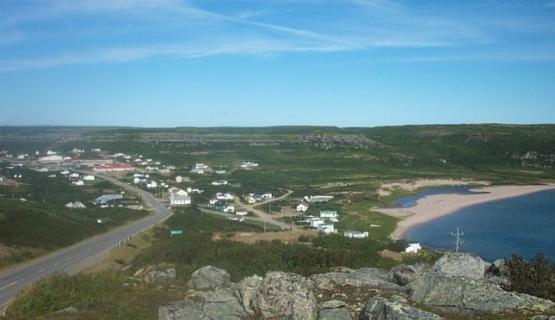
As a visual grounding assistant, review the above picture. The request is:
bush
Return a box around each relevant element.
[505,253,555,301]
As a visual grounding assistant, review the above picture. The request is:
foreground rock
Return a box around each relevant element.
[319,300,351,320]
[311,267,403,292]
[255,271,317,319]
[188,266,231,290]
[160,286,246,320]
[360,296,443,320]
[433,252,485,279]
[134,265,176,283]
[410,272,555,315]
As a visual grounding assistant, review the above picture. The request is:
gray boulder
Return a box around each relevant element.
[144,268,176,283]
[188,266,231,290]
[159,286,246,320]
[359,296,443,320]
[238,275,263,316]
[410,272,555,315]
[319,300,351,320]
[433,253,485,279]
[389,265,418,286]
[256,271,317,320]
[311,267,402,292]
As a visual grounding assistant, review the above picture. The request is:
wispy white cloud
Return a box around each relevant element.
[0,0,554,71]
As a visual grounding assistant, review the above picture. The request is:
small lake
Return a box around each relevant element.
[401,188,555,261]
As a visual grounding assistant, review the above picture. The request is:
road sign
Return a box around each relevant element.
[170,229,183,237]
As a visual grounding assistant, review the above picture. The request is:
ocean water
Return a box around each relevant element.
[400,188,555,261]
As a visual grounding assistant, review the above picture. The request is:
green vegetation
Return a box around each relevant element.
[0,198,147,269]
[4,272,185,320]
[134,207,400,281]
[505,254,555,301]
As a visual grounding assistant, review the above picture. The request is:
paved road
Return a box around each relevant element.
[0,172,173,314]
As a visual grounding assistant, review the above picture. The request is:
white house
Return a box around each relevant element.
[83,175,95,181]
[65,201,86,209]
[223,205,235,213]
[69,173,80,178]
[239,161,259,169]
[39,155,63,163]
[209,199,219,205]
[318,224,336,234]
[175,176,189,183]
[235,210,248,216]
[191,163,212,174]
[211,180,228,186]
[343,230,369,239]
[72,180,84,186]
[146,181,158,189]
[170,190,191,207]
[320,211,338,219]
[405,243,422,254]
[309,218,325,228]
[61,170,70,175]
[296,203,309,212]
[305,195,334,203]
[216,192,234,201]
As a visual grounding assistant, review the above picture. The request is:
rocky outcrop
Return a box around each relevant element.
[188,266,231,290]
[410,272,555,315]
[433,253,485,279]
[310,267,403,292]
[360,296,443,320]
[319,300,351,320]
[159,286,246,320]
[238,275,263,316]
[159,264,555,320]
[255,271,317,320]
[134,265,176,283]
[389,265,418,286]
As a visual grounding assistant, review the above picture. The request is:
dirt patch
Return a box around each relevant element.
[213,230,319,244]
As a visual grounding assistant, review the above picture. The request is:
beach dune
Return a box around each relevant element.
[376,184,555,240]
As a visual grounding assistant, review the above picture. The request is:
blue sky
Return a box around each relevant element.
[0,0,554,127]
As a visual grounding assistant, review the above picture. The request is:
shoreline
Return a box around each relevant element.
[375,184,555,240]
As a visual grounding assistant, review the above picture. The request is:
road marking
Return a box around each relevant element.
[0,281,18,291]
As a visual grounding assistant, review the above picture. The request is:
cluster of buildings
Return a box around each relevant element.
[244,192,273,204]
[301,210,340,234]
[239,161,259,169]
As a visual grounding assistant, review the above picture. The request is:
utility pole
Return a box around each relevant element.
[450,227,464,253]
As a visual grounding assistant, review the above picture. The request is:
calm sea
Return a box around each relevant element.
[399,188,555,261]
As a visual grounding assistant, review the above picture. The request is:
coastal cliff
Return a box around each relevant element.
[157,253,555,320]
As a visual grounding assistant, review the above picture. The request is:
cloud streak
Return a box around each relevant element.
[0,0,554,71]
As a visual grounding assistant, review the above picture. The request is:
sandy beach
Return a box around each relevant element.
[375,184,555,240]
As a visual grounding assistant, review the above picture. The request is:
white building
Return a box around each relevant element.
[169,191,191,206]
[146,181,158,189]
[83,175,95,181]
[236,210,248,216]
[72,180,84,186]
[211,180,228,186]
[65,201,86,209]
[343,230,369,239]
[191,163,212,174]
[320,211,338,219]
[175,176,189,183]
[296,203,309,212]
[309,218,325,228]
[216,192,234,201]
[405,243,422,254]
[39,155,63,163]
[318,224,336,234]
[305,195,334,203]
[240,161,259,169]
[223,205,235,213]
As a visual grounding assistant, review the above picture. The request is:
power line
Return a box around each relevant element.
[450,227,464,253]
